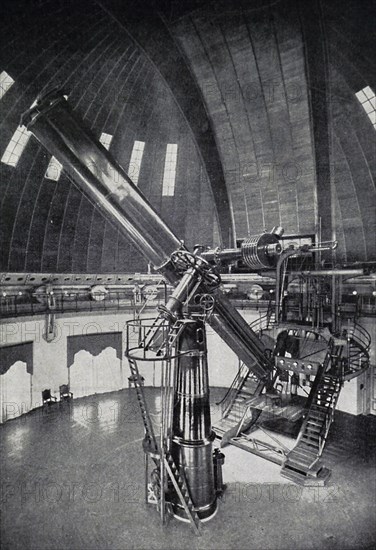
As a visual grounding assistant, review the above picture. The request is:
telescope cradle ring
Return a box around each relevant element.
[170,250,198,272]
[170,249,221,291]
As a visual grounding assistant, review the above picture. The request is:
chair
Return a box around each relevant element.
[59,384,73,402]
[42,389,57,410]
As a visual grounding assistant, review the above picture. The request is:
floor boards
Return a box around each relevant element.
[1,387,375,550]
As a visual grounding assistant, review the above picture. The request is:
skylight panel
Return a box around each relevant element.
[0,71,15,100]
[356,86,376,129]
[1,98,40,167]
[1,126,31,167]
[99,132,113,150]
[162,143,178,197]
[128,140,145,185]
[45,156,63,181]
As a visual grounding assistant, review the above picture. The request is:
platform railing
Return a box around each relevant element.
[0,291,166,319]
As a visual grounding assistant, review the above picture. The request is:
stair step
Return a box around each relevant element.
[226,413,242,421]
[302,432,320,441]
[226,409,243,420]
[299,443,319,454]
[299,438,320,448]
[301,440,320,449]
[281,462,331,486]
[305,424,322,433]
[306,418,324,427]
[311,403,327,410]
[301,438,319,449]
[238,390,256,397]
[286,455,315,469]
[309,410,327,418]
[288,448,317,462]
[291,446,317,459]
[234,396,247,403]
[281,467,310,483]
[311,405,329,413]
[221,416,237,424]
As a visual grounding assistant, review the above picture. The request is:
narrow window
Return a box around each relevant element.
[1,126,31,167]
[0,71,15,100]
[99,132,113,150]
[128,140,145,185]
[45,156,63,181]
[162,143,178,196]
[355,86,376,129]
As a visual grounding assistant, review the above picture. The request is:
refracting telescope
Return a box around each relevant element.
[22,90,283,529]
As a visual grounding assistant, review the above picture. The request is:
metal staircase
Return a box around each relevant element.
[281,338,343,485]
[213,304,275,441]
[213,363,261,437]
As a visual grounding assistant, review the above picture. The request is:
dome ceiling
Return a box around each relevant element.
[0,0,374,274]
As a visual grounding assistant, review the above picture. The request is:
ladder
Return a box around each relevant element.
[164,451,201,534]
[167,319,191,350]
[127,357,158,453]
[141,316,166,351]
[128,326,202,534]
[154,318,191,356]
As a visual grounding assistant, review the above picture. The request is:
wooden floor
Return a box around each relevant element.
[1,387,375,550]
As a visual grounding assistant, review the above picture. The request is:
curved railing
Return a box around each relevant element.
[249,302,276,334]
[216,302,275,419]
[343,321,371,381]
[216,361,250,416]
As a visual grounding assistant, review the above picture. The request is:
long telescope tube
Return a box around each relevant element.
[21,91,181,281]
[22,90,271,379]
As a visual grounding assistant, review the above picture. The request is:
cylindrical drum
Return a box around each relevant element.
[171,320,217,521]
[241,233,281,269]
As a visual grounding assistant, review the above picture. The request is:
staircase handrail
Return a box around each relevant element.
[349,321,371,352]
[249,301,275,334]
[216,361,250,416]
[318,375,341,454]
[344,321,371,380]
